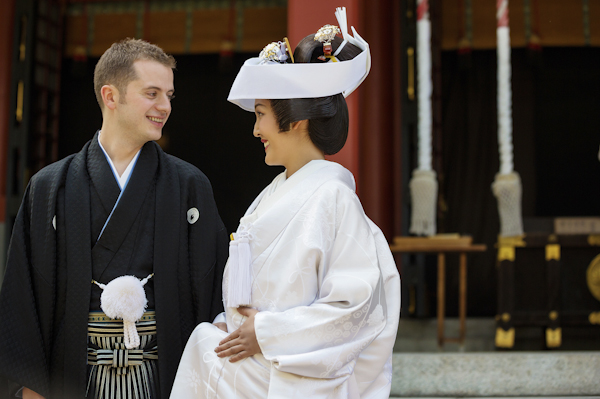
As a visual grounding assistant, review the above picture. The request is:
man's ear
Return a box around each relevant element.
[101,85,119,110]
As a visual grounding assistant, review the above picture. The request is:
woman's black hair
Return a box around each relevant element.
[270,34,362,155]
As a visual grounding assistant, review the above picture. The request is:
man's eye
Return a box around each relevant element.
[168,95,175,101]
[148,92,157,97]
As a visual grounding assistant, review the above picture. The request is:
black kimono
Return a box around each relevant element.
[0,133,228,398]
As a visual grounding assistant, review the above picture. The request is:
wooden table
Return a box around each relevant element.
[390,236,487,347]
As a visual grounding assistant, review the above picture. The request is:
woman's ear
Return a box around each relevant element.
[290,119,309,132]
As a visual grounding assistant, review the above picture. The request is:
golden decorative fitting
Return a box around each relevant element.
[501,313,511,322]
[586,254,600,302]
[548,234,558,243]
[16,80,24,123]
[545,244,560,261]
[546,328,562,348]
[589,312,600,325]
[588,235,600,246]
[498,246,515,262]
[19,16,27,62]
[407,47,415,101]
[495,327,515,348]
[549,311,558,321]
[497,235,526,248]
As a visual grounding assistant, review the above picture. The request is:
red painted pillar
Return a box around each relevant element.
[358,0,400,239]
[288,0,362,186]
[0,0,16,226]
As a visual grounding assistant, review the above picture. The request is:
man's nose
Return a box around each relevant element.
[156,94,171,113]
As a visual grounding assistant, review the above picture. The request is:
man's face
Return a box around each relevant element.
[115,59,174,146]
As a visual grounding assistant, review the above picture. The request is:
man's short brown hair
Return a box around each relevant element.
[93,38,176,109]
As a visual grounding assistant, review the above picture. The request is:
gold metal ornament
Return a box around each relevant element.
[498,245,515,262]
[586,254,600,302]
[589,312,600,325]
[588,235,600,246]
[549,311,558,321]
[495,327,515,348]
[545,244,560,261]
[546,328,562,348]
[501,313,511,322]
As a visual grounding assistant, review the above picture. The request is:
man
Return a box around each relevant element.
[0,39,228,398]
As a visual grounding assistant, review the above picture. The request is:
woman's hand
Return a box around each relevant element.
[214,307,261,362]
[23,387,46,399]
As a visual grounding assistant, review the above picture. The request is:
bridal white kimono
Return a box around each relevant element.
[171,160,400,398]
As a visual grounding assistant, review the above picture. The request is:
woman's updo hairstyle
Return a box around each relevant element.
[270,34,362,155]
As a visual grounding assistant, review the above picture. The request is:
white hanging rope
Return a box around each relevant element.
[493,0,523,237]
[417,13,433,171]
[497,26,513,175]
[409,0,438,237]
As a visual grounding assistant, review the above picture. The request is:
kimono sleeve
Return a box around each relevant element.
[0,184,50,396]
[253,188,389,380]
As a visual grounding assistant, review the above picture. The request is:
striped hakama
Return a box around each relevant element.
[86,311,159,399]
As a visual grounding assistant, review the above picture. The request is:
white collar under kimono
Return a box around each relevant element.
[97,132,141,190]
[226,160,355,308]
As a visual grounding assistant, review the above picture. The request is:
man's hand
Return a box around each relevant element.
[214,307,261,362]
[213,322,227,332]
[23,387,45,399]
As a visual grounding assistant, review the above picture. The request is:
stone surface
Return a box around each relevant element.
[391,352,600,397]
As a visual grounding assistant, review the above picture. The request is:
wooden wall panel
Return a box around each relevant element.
[509,0,526,48]
[190,9,231,54]
[146,11,187,55]
[588,0,600,46]
[538,1,585,47]
[91,13,137,56]
[441,0,598,50]
[470,0,496,49]
[64,6,286,57]
[441,0,460,50]
[241,7,287,52]
[64,14,87,57]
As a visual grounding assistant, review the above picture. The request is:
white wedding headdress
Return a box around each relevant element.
[227,7,371,112]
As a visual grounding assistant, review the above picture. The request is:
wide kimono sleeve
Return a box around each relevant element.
[0,183,51,397]
[252,184,389,382]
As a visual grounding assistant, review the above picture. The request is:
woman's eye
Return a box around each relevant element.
[168,95,175,101]
[148,92,157,97]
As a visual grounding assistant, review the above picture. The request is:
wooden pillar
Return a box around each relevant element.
[359,0,400,239]
[0,0,16,273]
[287,0,362,186]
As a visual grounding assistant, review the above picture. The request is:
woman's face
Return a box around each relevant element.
[253,99,300,168]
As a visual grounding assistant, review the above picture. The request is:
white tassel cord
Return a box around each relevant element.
[93,273,153,349]
[409,169,438,237]
[226,230,253,308]
[493,14,524,237]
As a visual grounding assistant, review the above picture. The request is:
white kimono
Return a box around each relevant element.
[171,160,401,398]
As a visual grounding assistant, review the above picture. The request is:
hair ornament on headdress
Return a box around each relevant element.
[227,6,371,112]
[259,41,289,64]
[315,24,341,58]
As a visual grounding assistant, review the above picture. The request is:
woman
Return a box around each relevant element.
[171,8,400,398]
